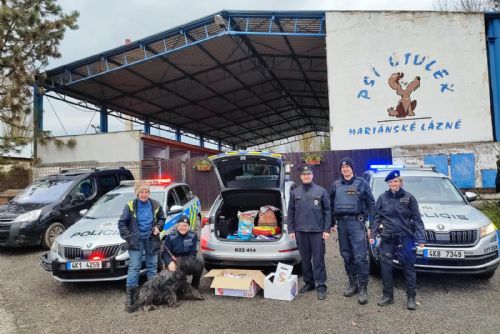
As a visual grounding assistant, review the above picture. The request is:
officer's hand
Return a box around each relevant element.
[369,238,375,245]
[323,232,330,240]
[367,229,371,239]
[153,227,160,236]
[289,232,295,240]
[168,261,176,272]
[331,226,337,234]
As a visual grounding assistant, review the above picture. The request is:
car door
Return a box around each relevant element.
[62,177,97,227]
[161,187,182,234]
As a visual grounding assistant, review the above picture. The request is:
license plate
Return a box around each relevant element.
[66,261,102,270]
[423,249,465,259]
[234,247,256,253]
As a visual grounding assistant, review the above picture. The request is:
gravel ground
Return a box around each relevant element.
[0,239,499,334]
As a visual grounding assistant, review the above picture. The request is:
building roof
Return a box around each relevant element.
[43,11,328,149]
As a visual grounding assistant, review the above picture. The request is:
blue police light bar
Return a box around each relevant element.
[369,164,405,170]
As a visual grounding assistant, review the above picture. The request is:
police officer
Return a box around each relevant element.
[162,215,204,289]
[369,170,425,310]
[330,157,375,305]
[287,164,331,300]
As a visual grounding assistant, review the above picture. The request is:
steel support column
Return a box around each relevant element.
[100,105,108,133]
[487,17,500,141]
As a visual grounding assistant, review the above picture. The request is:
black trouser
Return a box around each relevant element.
[176,256,204,289]
[337,218,369,289]
[296,231,327,291]
[380,235,417,298]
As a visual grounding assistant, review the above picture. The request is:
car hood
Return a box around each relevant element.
[418,202,492,230]
[56,217,124,248]
[0,202,47,220]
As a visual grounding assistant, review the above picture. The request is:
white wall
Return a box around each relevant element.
[37,131,142,164]
[326,11,493,150]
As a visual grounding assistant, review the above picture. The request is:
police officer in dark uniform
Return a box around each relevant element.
[162,215,204,289]
[330,157,375,305]
[287,164,331,300]
[369,170,425,310]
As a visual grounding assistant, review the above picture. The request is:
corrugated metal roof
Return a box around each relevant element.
[43,11,328,148]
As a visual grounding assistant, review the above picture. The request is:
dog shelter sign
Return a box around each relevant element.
[326,12,493,150]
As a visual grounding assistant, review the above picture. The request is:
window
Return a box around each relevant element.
[68,178,96,202]
[173,186,189,206]
[181,185,195,201]
[167,190,178,210]
[99,174,119,193]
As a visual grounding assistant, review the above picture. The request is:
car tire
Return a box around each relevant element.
[42,222,65,249]
[368,245,381,276]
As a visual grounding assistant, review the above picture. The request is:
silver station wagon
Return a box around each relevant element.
[200,151,301,271]
[365,165,499,279]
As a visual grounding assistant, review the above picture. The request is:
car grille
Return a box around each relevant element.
[63,244,122,260]
[424,230,477,246]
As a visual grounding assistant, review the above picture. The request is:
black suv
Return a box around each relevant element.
[0,167,134,249]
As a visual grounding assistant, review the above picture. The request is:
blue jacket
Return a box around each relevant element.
[162,230,198,265]
[370,188,425,244]
[118,198,165,251]
[287,182,331,233]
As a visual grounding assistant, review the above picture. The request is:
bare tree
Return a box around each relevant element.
[434,0,499,11]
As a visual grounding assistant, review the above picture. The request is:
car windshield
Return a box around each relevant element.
[12,179,74,204]
[215,156,281,188]
[85,191,165,218]
[372,176,465,204]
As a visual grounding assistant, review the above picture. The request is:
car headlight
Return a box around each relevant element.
[480,223,496,238]
[50,239,61,255]
[13,209,42,223]
[117,242,128,256]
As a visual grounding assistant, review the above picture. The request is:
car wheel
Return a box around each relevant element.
[42,222,65,249]
[368,245,381,276]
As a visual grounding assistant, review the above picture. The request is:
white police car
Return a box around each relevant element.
[200,151,301,271]
[365,165,499,279]
[40,179,201,282]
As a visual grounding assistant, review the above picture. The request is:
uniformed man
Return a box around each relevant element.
[287,164,332,300]
[330,157,375,305]
[369,170,425,310]
[162,215,204,289]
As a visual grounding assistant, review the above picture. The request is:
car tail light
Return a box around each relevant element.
[278,247,298,253]
[200,238,215,251]
[201,217,210,227]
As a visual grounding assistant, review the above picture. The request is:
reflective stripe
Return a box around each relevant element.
[127,201,136,218]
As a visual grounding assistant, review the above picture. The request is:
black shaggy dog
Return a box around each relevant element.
[128,258,204,312]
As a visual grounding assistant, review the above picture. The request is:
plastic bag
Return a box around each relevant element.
[258,205,279,227]
[237,210,258,240]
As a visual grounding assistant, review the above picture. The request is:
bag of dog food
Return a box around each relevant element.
[237,210,258,240]
[258,205,279,227]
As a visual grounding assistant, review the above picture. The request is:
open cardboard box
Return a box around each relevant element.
[264,273,298,301]
[204,269,266,298]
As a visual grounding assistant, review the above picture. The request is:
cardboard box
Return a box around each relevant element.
[204,269,265,298]
[264,273,298,301]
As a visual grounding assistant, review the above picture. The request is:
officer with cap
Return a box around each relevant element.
[287,163,331,300]
[369,170,425,310]
[330,157,375,305]
[162,215,204,290]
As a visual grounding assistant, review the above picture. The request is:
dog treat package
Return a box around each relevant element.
[253,226,280,236]
[258,205,279,227]
[237,210,258,240]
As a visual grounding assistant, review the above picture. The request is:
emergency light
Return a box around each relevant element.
[119,178,172,187]
[369,164,405,170]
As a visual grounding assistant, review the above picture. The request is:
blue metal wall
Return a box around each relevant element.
[487,15,500,141]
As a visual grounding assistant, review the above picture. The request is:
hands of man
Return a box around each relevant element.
[168,261,176,272]
[153,227,160,236]
[323,232,330,240]
[289,232,295,240]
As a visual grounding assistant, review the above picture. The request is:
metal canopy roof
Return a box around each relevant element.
[43,11,328,148]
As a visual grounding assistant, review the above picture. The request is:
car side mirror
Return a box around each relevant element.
[79,209,88,216]
[464,191,477,202]
[168,205,183,215]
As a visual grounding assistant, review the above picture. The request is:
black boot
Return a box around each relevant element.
[125,287,136,312]
[299,283,315,293]
[406,295,417,310]
[377,295,394,306]
[343,275,358,297]
[357,287,368,305]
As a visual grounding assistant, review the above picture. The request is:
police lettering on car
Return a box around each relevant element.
[330,157,375,305]
[287,164,332,300]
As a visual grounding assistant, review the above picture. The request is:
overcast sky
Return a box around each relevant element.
[43,0,436,141]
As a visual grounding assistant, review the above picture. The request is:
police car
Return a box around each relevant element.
[40,179,201,282]
[200,151,301,270]
[365,165,499,279]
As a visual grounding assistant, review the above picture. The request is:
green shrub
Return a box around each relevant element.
[481,200,500,229]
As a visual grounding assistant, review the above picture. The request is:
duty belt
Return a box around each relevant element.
[335,214,365,222]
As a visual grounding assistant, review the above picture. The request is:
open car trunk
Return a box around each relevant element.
[214,189,283,242]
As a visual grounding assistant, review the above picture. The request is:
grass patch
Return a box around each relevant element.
[480,200,500,229]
